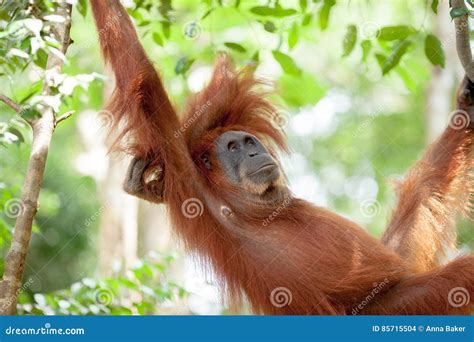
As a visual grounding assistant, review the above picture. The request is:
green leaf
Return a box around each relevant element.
[152,32,163,46]
[250,5,297,17]
[174,57,195,75]
[300,0,308,11]
[224,42,246,53]
[288,24,298,50]
[342,25,357,57]
[202,9,213,19]
[17,81,42,104]
[302,13,312,26]
[77,0,88,17]
[319,0,336,31]
[381,40,412,75]
[272,50,300,75]
[263,21,276,33]
[361,40,372,62]
[450,7,469,19]
[396,66,417,92]
[33,49,48,69]
[431,0,438,14]
[378,25,416,41]
[161,21,171,39]
[7,127,24,144]
[20,107,41,120]
[424,34,445,67]
[251,51,259,62]
[279,72,325,107]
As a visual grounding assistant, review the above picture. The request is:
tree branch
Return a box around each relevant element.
[55,110,75,127]
[0,2,73,315]
[0,94,21,113]
[451,0,474,80]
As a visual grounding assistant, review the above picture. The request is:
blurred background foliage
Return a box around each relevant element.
[0,0,472,314]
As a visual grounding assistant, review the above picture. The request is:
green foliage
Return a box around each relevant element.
[342,25,357,57]
[249,4,297,17]
[450,7,469,19]
[379,40,412,75]
[224,42,247,53]
[378,25,416,41]
[319,0,336,31]
[17,253,186,315]
[272,50,301,76]
[424,34,445,67]
[431,0,439,14]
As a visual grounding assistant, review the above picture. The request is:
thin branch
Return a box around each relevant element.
[452,0,474,80]
[0,94,21,113]
[55,110,75,126]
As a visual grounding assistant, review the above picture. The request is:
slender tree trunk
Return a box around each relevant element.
[97,67,139,276]
[0,3,72,315]
[425,1,461,143]
[98,155,139,275]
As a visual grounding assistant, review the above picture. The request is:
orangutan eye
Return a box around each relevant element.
[245,137,255,146]
[227,141,238,152]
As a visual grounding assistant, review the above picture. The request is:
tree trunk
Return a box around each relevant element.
[0,3,72,315]
[425,1,461,143]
